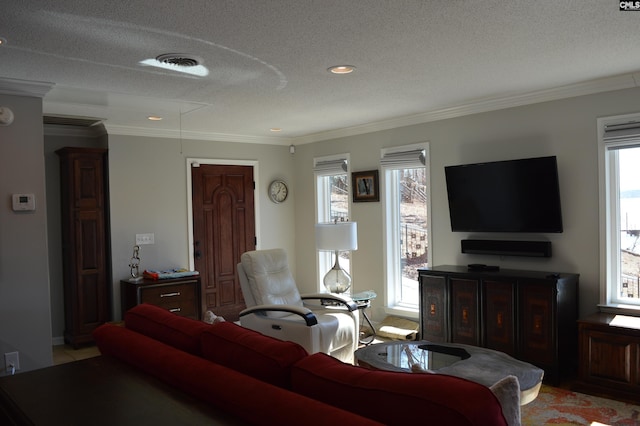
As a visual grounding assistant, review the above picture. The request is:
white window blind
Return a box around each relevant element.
[380,148,426,169]
[314,158,348,175]
[604,122,640,149]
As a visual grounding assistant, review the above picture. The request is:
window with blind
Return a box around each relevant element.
[314,154,351,291]
[381,144,430,312]
[601,117,640,308]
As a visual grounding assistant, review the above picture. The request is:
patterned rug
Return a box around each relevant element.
[521,385,640,425]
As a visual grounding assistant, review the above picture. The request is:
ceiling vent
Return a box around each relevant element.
[156,53,201,68]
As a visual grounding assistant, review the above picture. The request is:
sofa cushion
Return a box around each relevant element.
[124,303,210,355]
[291,352,508,426]
[201,321,308,388]
[93,324,382,425]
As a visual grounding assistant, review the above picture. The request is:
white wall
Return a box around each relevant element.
[106,135,296,320]
[293,87,640,322]
[0,94,53,374]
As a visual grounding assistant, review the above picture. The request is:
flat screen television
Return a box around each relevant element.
[445,156,563,233]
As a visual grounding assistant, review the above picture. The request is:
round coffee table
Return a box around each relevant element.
[355,340,544,405]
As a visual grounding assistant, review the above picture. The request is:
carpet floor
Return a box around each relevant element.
[521,384,640,425]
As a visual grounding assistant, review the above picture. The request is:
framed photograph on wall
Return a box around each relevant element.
[352,169,379,202]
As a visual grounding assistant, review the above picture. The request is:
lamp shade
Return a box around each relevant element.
[315,222,358,251]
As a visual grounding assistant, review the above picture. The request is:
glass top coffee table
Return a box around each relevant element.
[355,340,544,405]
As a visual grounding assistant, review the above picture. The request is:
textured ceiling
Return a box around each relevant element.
[0,0,639,144]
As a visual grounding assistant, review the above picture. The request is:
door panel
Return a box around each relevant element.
[192,164,255,322]
[451,278,480,345]
[419,275,448,342]
[484,280,516,355]
[519,282,555,365]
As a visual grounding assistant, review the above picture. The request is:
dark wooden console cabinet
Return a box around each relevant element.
[57,147,111,348]
[419,265,579,384]
[121,277,202,320]
[575,313,640,403]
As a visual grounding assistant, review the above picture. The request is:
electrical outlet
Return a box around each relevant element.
[135,233,155,245]
[4,351,19,373]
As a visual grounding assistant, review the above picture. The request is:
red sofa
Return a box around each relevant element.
[93,303,507,426]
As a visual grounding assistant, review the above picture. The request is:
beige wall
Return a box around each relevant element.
[293,87,640,322]
[106,135,296,320]
[0,94,53,374]
[5,85,640,372]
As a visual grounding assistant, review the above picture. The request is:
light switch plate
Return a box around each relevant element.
[136,233,154,245]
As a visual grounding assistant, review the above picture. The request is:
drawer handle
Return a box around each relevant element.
[160,292,181,298]
[169,308,181,313]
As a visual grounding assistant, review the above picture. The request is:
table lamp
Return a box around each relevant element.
[315,221,358,293]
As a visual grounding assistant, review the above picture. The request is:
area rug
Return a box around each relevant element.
[521,384,640,425]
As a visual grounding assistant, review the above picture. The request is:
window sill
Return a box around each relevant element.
[598,303,640,317]
[383,305,419,321]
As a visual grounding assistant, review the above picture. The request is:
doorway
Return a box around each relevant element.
[189,160,257,322]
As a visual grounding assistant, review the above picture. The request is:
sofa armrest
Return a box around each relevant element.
[301,293,358,311]
[239,304,318,326]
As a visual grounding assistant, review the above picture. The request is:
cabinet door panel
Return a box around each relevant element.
[451,278,480,345]
[58,148,111,348]
[582,329,637,386]
[519,283,555,365]
[484,280,516,355]
[420,275,447,342]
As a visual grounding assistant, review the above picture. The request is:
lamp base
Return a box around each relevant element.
[323,250,351,294]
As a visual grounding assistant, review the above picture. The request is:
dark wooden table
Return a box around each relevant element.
[0,356,244,425]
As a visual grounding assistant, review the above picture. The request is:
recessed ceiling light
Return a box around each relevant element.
[147,115,163,121]
[270,128,282,132]
[328,65,355,75]
[0,37,7,46]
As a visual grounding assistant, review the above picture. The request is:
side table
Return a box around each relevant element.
[120,276,201,320]
[352,290,377,345]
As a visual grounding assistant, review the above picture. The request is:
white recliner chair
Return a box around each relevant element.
[237,248,359,364]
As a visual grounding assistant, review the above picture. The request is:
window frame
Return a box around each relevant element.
[381,143,431,318]
[314,153,351,292]
[599,113,640,313]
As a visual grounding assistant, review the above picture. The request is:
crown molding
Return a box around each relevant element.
[103,124,293,145]
[14,71,640,146]
[0,77,54,98]
[293,72,640,145]
[44,123,106,138]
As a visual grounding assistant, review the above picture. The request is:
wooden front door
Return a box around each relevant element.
[191,164,256,322]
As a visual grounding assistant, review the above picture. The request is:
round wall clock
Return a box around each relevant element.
[0,106,14,126]
[268,180,288,203]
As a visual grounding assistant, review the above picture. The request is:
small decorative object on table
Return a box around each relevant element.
[143,268,200,280]
[129,245,143,282]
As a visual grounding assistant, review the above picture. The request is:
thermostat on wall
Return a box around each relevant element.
[12,194,36,211]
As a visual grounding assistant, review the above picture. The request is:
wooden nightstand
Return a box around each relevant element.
[121,276,201,320]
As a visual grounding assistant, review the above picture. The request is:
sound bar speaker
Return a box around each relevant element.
[461,239,552,258]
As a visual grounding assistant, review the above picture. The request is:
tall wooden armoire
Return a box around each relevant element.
[56,147,111,347]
